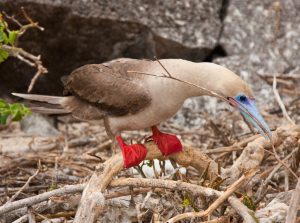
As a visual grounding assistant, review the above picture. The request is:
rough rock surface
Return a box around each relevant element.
[0,0,223,96]
[20,113,60,136]
[1,0,300,128]
[219,0,300,70]
[214,0,300,106]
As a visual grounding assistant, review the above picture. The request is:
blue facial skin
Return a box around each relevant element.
[235,94,272,140]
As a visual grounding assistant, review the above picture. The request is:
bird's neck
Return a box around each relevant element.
[159,59,232,98]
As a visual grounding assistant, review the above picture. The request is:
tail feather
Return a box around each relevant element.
[13,93,105,120]
[12,93,65,105]
[12,93,70,115]
[29,106,70,114]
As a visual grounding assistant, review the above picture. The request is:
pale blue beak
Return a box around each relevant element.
[230,97,272,140]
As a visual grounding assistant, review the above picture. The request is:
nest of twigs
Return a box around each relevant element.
[1,86,300,223]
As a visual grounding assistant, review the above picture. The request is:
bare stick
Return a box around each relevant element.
[73,142,219,223]
[205,135,259,154]
[256,147,298,202]
[7,163,40,203]
[1,9,47,92]
[227,196,257,223]
[269,144,298,179]
[223,125,299,183]
[273,74,295,125]
[285,179,300,223]
[167,169,257,223]
[11,214,28,223]
[2,45,48,92]
[154,56,173,78]
[109,178,222,198]
[0,184,85,216]
[110,178,255,223]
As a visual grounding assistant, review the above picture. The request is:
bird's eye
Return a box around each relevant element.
[239,95,247,102]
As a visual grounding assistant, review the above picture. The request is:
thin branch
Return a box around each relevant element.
[227,196,257,223]
[285,179,300,223]
[256,147,298,203]
[127,70,228,102]
[109,178,222,198]
[6,162,40,203]
[167,169,257,223]
[73,142,219,223]
[0,184,85,216]
[273,74,295,125]
[223,125,299,183]
[2,45,48,92]
[20,7,44,33]
[1,9,46,92]
[154,56,173,78]
[270,144,298,179]
[2,11,22,27]
[110,178,256,223]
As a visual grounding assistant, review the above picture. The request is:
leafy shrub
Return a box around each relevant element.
[0,99,31,125]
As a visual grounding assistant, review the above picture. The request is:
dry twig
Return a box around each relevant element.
[285,179,300,223]
[272,74,295,125]
[6,162,40,203]
[73,142,219,223]
[167,169,257,223]
[0,184,84,216]
[1,9,47,92]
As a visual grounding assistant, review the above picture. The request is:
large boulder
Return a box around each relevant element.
[215,0,300,105]
[0,0,223,96]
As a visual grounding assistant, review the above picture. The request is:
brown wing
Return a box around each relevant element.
[64,59,152,116]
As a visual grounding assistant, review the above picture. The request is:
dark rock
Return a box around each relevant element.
[0,0,222,96]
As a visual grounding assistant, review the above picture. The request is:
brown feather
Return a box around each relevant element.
[64,59,152,116]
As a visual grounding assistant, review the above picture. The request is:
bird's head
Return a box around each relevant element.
[195,63,271,140]
[219,75,272,140]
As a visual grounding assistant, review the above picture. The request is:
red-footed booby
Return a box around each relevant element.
[13,58,271,168]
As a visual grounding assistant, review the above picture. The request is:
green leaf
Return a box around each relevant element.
[1,31,8,44]
[0,49,9,63]
[0,99,8,108]
[242,193,256,211]
[0,114,8,125]
[0,99,31,125]
[0,27,5,43]
[182,198,192,208]
[8,30,18,45]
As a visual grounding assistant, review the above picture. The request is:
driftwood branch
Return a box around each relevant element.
[222,125,300,183]
[0,184,84,216]
[7,165,40,203]
[109,178,222,198]
[73,142,219,223]
[110,177,256,223]
[285,179,300,223]
[272,74,295,125]
[166,169,257,223]
[2,125,299,221]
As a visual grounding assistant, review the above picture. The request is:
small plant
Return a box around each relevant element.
[0,9,46,125]
[0,99,31,125]
[0,8,47,92]
[0,13,19,63]
[241,193,256,211]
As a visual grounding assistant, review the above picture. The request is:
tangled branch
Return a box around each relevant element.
[0,8,47,92]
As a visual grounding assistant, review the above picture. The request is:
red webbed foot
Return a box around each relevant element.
[116,136,147,168]
[151,126,183,156]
